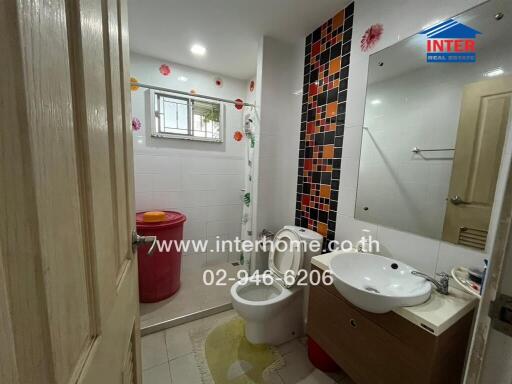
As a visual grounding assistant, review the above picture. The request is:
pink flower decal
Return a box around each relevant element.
[234,98,244,110]
[132,117,142,131]
[159,64,171,76]
[249,80,255,92]
[360,24,384,52]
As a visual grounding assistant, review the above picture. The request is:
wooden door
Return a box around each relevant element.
[0,0,140,383]
[442,76,512,250]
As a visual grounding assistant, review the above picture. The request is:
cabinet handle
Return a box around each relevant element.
[350,319,357,328]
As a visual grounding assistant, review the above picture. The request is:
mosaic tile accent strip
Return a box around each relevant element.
[295,2,354,247]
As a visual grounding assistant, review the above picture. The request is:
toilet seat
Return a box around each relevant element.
[268,228,304,288]
[231,276,297,308]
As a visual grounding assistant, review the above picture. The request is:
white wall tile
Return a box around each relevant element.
[338,188,357,217]
[135,192,155,212]
[340,157,360,191]
[206,220,241,238]
[134,173,154,193]
[341,126,363,159]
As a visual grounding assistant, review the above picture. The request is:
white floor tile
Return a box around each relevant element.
[297,369,337,384]
[169,353,202,384]
[142,362,172,384]
[142,332,169,370]
[276,344,315,383]
[278,338,304,356]
[165,326,193,360]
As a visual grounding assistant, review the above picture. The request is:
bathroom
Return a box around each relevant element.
[129,0,512,382]
[2,0,512,383]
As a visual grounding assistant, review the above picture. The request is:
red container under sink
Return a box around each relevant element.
[308,337,341,372]
[136,210,186,303]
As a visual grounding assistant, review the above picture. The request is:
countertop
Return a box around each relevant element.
[311,251,479,336]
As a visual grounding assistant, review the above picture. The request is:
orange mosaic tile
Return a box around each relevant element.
[332,10,345,30]
[320,185,331,198]
[329,58,341,75]
[317,222,328,236]
[323,145,334,158]
[326,102,338,117]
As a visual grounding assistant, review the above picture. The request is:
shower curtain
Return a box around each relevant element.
[240,112,256,271]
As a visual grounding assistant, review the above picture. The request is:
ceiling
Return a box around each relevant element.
[127,0,351,80]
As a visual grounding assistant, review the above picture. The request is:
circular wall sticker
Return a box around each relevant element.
[234,98,244,110]
[132,117,142,131]
[159,64,171,76]
[130,77,140,91]
[361,24,384,52]
[233,131,244,142]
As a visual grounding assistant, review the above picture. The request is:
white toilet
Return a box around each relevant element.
[230,226,323,345]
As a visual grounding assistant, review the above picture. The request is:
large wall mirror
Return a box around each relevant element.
[356,0,512,250]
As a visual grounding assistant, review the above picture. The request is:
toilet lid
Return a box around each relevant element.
[268,228,304,288]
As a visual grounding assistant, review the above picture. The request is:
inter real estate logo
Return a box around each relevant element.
[419,19,481,63]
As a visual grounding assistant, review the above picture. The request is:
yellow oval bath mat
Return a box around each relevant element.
[190,316,284,384]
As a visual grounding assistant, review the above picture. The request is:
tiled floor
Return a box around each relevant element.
[140,261,242,329]
[142,310,355,384]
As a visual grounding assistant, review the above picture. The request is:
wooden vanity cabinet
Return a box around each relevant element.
[307,267,474,384]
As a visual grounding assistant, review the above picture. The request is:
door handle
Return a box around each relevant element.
[132,230,157,256]
[449,195,469,205]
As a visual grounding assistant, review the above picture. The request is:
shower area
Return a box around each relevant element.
[130,53,258,332]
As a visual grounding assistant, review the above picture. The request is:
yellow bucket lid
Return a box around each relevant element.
[143,211,166,223]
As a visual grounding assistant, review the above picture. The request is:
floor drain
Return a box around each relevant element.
[365,286,380,293]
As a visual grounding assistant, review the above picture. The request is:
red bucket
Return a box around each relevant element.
[136,211,186,303]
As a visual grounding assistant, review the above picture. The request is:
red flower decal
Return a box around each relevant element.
[233,131,244,142]
[234,98,244,110]
[215,77,223,87]
[249,80,255,92]
[360,24,384,52]
[159,64,171,76]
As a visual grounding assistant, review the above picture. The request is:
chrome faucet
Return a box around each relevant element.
[411,271,450,295]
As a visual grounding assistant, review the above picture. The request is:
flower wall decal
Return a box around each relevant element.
[249,80,255,92]
[233,130,244,142]
[360,24,384,52]
[234,98,244,110]
[132,117,142,131]
[159,64,171,76]
[130,77,140,91]
[214,77,223,87]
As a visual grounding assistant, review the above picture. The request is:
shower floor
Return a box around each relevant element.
[140,261,243,330]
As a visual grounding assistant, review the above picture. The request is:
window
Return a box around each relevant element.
[151,91,223,142]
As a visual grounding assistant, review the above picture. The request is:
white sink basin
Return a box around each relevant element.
[329,252,432,313]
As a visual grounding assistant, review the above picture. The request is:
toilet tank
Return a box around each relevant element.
[284,225,323,270]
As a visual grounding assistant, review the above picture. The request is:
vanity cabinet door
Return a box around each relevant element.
[307,284,430,384]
